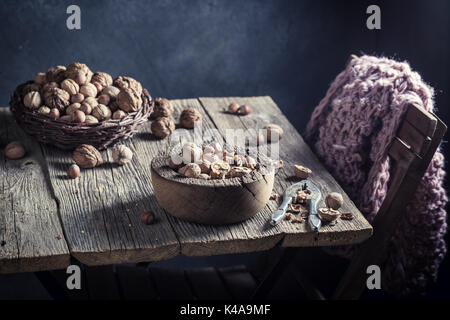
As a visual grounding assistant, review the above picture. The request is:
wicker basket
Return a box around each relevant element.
[10,81,153,150]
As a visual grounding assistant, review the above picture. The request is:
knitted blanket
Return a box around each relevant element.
[304,55,447,296]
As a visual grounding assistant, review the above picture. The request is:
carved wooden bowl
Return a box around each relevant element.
[151,156,275,225]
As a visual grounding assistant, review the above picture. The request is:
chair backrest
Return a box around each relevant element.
[333,62,447,299]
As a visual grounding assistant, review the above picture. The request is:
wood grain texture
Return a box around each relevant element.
[41,120,180,266]
[0,109,69,273]
[199,97,372,247]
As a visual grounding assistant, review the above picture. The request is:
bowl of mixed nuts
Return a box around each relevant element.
[9,62,153,150]
[151,142,275,225]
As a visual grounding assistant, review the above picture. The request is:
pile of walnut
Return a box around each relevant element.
[168,142,259,180]
[21,62,146,124]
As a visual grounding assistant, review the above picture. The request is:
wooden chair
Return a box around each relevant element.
[253,59,447,300]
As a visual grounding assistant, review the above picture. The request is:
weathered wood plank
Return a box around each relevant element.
[41,118,179,266]
[0,109,70,273]
[199,97,372,247]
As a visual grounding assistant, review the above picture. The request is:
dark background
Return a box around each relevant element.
[0,0,449,299]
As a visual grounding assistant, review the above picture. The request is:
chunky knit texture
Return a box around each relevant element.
[304,55,447,296]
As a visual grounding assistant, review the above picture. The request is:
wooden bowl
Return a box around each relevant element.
[151,156,275,225]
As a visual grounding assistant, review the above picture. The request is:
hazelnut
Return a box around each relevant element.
[181,142,203,163]
[66,103,81,115]
[79,103,92,115]
[37,106,51,115]
[91,72,113,90]
[151,117,175,138]
[263,124,283,142]
[228,102,240,113]
[179,163,201,178]
[151,97,174,118]
[325,192,344,210]
[293,165,312,179]
[92,104,112,121]
[114,76,143,95]
[97,94,110,105]
[82,97,98,108]
[109,100,120,112]
[140,211,155,225]
[46,65,66,83]
[65,62,93,85]
[80,83,97,98]
[73,144,103,168]
[180,107,202,129]
[112,110,127,120]
[44,87,70,111]
[72,110,86,123]
[34,72,47,85]
[24,91,42,109]
[238,104,252,115]
[102,86,120,99]
[112,145,133,165]
[61,79,79,95]
[48,108,60,119]
[117,88,142,112]
[84,115,99,124]
[71,93,85,103]
[4,141,26,159]
[67,164,81,179]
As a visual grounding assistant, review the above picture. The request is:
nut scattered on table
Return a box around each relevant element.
[112,145,133,165]
[67,164,81,179]
[151,97,174,119]
[73,144,103,169]
[340,212,354,220]
[180,107,202,129]
[140,211,155,225]
[318,207,340,223]
[325,192,343,210]
[293,164,312,179]
[263,124,284,142]
[228,102,240,114]
[269,193,278,201]
[237,104,252,115]
[151,117,175,139]
[4,141,26,160]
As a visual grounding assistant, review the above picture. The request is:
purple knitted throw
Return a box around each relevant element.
[304,55,447,295]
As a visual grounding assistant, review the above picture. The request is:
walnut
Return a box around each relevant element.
[317,207,340,223]
[296,190,309,204]
[117,88,142,112]
[151,117,175,138]
[73,144,102,168]
[66,103,81,115]
[40,82,59,96]
[46,65,66,83]
[151,98,174,118]
[293,164,311,179]
[263,124,284,142]
[340,212,354,220]
[4,141,26,160]
[23,91,42,109]
[102,86,121,99]
[91,72,113,91]
[61,79,79,95]
[199,161,211,174]
[34,72,47,85]
[210,161,231,179]
[44,88,70,111]
[325,192,343,210]
[244,156,258,170]
[269,193,278,201]
[84,115,99,124]
[60,115,72,122]
[180,107,202,129]
[82,97,98,109]
[113,76,143,95]
[80,83,97,98]
[228,166,252,178]
[179,163,201,178]
[22,83,41,96]
[65,62,93,85]
[112,145,133,165]
[92,104,112,121]
[37,106,51,115]
[181,142,203,164]
[67,164,81,179]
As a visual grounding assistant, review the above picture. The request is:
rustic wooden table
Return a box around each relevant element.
[0,96,372,274]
